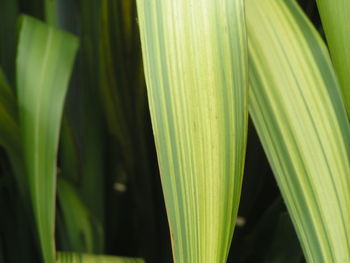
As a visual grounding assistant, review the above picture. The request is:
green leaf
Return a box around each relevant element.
[57,177,103,253]
[56,253,144,263]
[98,0,133,152]
[45,0,58,25]
[67,0,105,229]
[136,0,248,262]
[98,3,160,261]
[0,69,20,160]
[247,0,350,262]
[0,69,24,193]
[315,0,350,114]
[59,118,81,184]
[17,15,78,263]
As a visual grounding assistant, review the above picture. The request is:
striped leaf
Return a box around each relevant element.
[136,0,248,262]
[56,253,144,263]
[247,0,350,262]
[17,15,78,263]
[315,0,350,114]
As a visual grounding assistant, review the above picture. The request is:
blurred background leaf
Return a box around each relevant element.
[57,177,103,253]
[17,15,79,262]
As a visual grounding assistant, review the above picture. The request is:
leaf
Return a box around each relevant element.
[45,0,58,25]
[67,0,105,228]
[98,2,160,261]
[56,253,144,263]
[59,118,81,184]
[0,69,20,160]
[16,15,78,263]
[246,0,350,262]
[136,0,248,262]
[0,69,24,193]
[98,0,133,151]
[57,177,103,253]
[315,0,350,114]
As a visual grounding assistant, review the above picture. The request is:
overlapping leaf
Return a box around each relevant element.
[136,0,248,262]
[247,0,350,262]
[315,0,350,114]
[0,69,20,163]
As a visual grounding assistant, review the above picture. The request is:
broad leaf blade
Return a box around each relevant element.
[136,0,248,262]
[315,0,350,114]
[17,15,78,263]
[56,253,144,263]
[247,0,350,262]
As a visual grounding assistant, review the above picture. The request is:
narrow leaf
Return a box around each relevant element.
[247,0,350,262]
[0,69,20,159]
[136,0,248,262]
[17,15,78,263]
[316,0,350,114]
[0,69,25,193]
[45,0,58,25]
[69,0,105,228]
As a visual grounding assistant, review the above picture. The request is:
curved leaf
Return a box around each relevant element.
[247,0,350,262]
[17,15,78,263]
[57,178,103,253]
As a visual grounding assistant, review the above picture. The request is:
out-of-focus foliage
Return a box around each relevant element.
[17,15,78,263]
